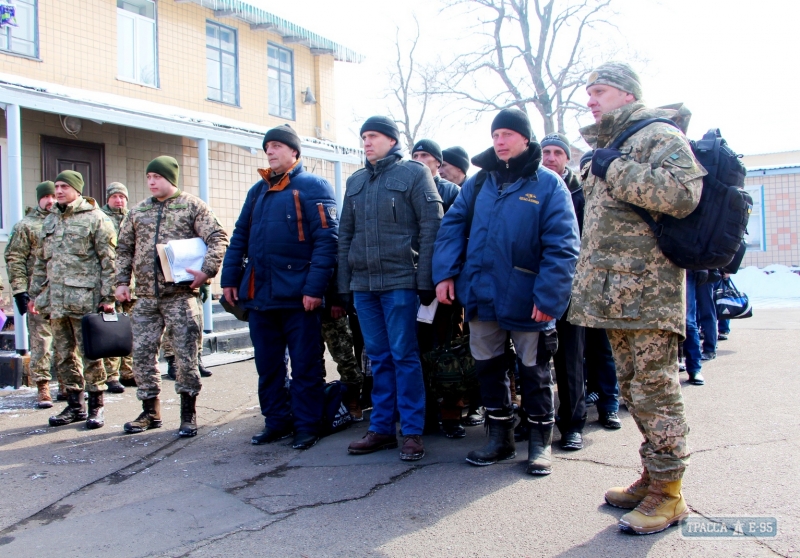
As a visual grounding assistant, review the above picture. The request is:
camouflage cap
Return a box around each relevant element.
[586,62,643,100]
[106,182,128,200]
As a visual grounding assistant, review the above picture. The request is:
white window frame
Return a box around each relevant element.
[206,20,239,106]
[268,43,295,120]
[0,0,38,59]
[744,184,766,252]
[0,138,10,240]
[116,0,159,88]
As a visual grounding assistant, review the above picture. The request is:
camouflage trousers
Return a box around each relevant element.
[321,314,361,386]
[28,311,54,383]
[51,316,107,393]
[104,299,135,382]
[162,295,204,359]
[607,328,689,482]
[132,295,202,401]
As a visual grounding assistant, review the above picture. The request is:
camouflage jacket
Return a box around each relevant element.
[567,102,706,336]
[101,204,128,235]
[4,206,48,294]
[29,197,118,319]
[116,190,229,298]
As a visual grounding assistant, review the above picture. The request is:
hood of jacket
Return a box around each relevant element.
[471,142,542,180]
[364,144,404,178]
[580,102,693,149]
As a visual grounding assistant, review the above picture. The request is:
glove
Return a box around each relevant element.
[199,283,211,303]
[591,148,622,180]
[418,290,436,306]
[694,269,709,286]
[14,292,29,315]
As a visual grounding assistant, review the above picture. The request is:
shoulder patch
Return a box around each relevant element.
[327,205,337,220]
[168,203,189,209]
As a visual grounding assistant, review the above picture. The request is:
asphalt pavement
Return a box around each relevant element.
[0,307,797,557]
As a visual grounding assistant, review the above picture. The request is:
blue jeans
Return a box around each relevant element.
[696,280,717,353]
[584,327,619,414]
[684,272,702,374]
[354,290,425,436]
[249,308,325,435]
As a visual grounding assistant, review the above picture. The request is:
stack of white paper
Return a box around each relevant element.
[164,238,207,283]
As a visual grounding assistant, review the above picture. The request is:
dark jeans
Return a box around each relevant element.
[553,317,586,434]
[584,327,619,414]
[249,308,326,435]
[684,271,702,374]
[696,280,718,353]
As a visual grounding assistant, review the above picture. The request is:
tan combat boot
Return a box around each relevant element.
[618,479,689,535]
[36,380,53,409]
[605,469,650,509]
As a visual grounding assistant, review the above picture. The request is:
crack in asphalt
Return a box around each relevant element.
[691,438,789,455]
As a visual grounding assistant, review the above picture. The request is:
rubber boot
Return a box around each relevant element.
[526,419,553,475]
[618,479,689,535]
[49,390,87,427]
[166,356,176,380]
[124,398,162,433]
[178,393,197,437]
[465,409,516,466]
[86,392,105,429]
[36,380,53,409]
[605,469,651,509]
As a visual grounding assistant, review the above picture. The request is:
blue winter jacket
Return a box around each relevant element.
[432,145,580,332]
[220,161,338,311]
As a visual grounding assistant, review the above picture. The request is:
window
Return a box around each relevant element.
[0,0,38,58]
[744,185,766,252]
[117,0,157,87]
[268,44,294,120]
[206,21,238,105]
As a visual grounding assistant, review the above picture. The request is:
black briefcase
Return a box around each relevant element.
[81,312,133,360]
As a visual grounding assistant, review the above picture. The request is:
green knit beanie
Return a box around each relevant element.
[146,156,180,186]
[36,180,55,201]
[55,170,84,193]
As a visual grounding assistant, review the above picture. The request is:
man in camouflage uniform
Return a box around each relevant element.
[101,182,136,392]
[5,181,57,408]
[568,62,706,535]
[28,171,117,429]
[322,281,362,420]
[116,156,228,438]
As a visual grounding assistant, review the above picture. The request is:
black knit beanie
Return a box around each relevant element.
[146,156,180,186]
[540,133,571,160]
[262,124,302,155]
[412,139,443,163]
[491,108,533,141]
[442,146,470,175]
[36,180,55,201]
[360,115,400,143]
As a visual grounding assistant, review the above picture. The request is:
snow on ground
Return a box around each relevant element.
[732,265,800,308]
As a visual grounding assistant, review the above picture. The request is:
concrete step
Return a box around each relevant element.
[208,311,248,333]
[202,327,253,354]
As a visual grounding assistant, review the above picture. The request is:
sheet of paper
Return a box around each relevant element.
[164,238,207,283]
[416,298,439,324]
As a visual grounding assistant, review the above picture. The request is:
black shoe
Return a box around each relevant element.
[119,376,137,387]
[166,356,176,380]
[688,371,705,385]
[462,406,484,426]
[700,351,716,361]
[198,361,213,378]
[599,411,622,430]
[252,426,293,445]
[292,432,319,450]
[678,359,686,372]
[106,379,125,394]
[717,333,728,341]
[86,392,105,430]
[442,420,466,439]
[178,393,197,437]
[49,391,87,427]
[560,431,583,451]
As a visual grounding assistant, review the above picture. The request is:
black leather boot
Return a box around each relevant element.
[465,408,516,466]
[526,419,554,475]
[124,398,162,433]
[178,393,197,437]
[198,353,212,377]
[166,356,176,380]
[86,392,105,429]
[49,390,87,427]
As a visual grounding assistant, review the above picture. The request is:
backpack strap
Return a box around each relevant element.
[465,169,488,237]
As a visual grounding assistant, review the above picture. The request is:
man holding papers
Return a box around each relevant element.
[116,156,229,438]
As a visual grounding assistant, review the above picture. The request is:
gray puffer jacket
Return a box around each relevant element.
[338,148,443,293]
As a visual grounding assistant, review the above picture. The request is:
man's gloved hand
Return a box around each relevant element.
[694,269,709,286]
[418,290,437,306]
[199,283,211,303]
[14,293,30,315]
[591,148,623,180]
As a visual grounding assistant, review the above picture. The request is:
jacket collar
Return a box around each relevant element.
[471,143,542,178]
[580,101,692,148]
[257,158,303,191]
[365,145,403,178]
[151,189,182,204]
[103,204,128,215]
[56,195,96,215]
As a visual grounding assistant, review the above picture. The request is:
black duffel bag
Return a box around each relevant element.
[81,311,133,360]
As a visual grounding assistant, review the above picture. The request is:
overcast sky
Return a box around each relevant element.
[259,0,798,160]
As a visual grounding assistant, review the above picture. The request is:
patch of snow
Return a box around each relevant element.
[732,266,800,299]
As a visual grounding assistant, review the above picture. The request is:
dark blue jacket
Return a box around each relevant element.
[432,145,580,332]
[221,161,338,311]
[435,176,460,213]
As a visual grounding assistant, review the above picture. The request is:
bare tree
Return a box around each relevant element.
[384,18,439,149]
[438,0,618,136]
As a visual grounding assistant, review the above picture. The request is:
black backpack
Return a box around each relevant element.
[608,119,751,270]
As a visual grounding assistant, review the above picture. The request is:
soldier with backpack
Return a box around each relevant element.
[568,62,706,535]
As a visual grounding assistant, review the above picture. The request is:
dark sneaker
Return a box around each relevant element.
[441,420,466,439]
[688,371,705,385]
[106,379,125,394]
[251,426,293,445]
[348,431,398,454]
[717,333,728,341]
[599,412,622,430]
[400,435,425,461]
[700,352,716,361]
[585,392,599,407]
[292,432,319,450]
[560,431,583,451]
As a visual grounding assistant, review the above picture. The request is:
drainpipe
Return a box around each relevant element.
[334,160,343,211]
[197,138,213,334]
[6,104,28,354]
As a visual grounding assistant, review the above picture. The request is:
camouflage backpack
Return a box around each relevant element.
[421,326,477,399]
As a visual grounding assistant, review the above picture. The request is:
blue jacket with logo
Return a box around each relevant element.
[220,160,338,311]
[432,145,580,331]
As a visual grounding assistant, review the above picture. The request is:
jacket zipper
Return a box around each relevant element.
[392,198,396,222]
[153,201,164,298]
